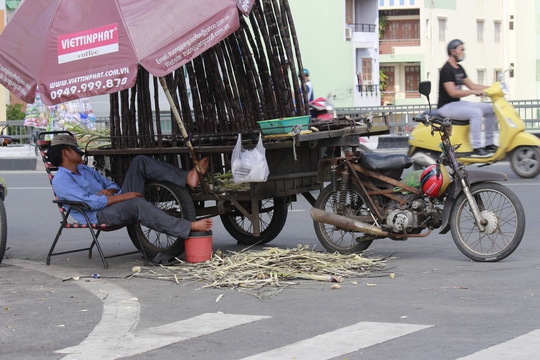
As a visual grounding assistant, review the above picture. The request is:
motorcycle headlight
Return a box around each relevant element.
[505,117,517,128]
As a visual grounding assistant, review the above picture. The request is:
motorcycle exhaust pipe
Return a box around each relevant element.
[310,208,389,237]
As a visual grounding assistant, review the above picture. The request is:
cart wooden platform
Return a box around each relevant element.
[87,118,389,253]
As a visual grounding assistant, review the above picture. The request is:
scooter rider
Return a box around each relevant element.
[437,39,497,158]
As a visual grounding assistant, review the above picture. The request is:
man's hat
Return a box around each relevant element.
[50,134,85,155]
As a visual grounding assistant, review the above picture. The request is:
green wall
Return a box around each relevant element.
[288,0,355,106]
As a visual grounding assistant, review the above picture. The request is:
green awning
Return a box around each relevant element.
[6,1,22,10]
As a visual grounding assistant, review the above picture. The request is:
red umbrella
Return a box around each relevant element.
[0,0,255,191]
[0,0,254,105]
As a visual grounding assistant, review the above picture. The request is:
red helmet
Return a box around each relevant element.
[420,164,451,198]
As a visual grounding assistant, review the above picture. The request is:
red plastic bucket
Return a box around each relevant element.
[185,231,213,263]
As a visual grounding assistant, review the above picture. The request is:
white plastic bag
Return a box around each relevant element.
[231,133,270,184]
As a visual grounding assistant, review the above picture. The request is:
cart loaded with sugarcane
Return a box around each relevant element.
[80,0,389,258]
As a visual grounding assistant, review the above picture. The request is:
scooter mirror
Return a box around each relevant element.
[418,81,431,97]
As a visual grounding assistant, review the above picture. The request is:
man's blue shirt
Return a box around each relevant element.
[52,165,121,223]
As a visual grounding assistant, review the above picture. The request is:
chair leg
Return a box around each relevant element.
[47,224,65,265]
[88,228,108,268]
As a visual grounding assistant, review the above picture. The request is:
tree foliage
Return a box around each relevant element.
[6,103,26,120]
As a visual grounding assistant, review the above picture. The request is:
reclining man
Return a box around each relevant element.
[47,133,212,263]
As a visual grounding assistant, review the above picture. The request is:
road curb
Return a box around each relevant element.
[0,157,38,170]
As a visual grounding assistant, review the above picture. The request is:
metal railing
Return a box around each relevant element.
[348,23,376,32]
[336,100,540,135]
[357,84,379,96]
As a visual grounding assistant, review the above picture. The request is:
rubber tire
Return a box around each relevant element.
[220,197,288,245]
[313,182,374,254]
[0,198,6,264]
[510,146,540,178]
[127,181,196,259]
[450,182,525,262]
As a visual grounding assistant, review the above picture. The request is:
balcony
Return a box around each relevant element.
[357,84,379,96]
[348,23,377,33]
[381,90,420,105]
[379,39,420,54]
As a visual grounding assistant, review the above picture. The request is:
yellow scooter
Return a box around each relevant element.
[408,74,540,178]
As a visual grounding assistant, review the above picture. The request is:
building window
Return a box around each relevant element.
[410,0,415,4]
[494,69,502,83]
[362,58,373,82]
[494,21,501,43]
[400,0,405,5]
[438,18,446,42]
[405,66,421,98]
[477,20,484,42]
[382,20,420,41]
[380,0,384,6]
[345,0,353,24]
[390,0,395,5]
[477,70,485,85]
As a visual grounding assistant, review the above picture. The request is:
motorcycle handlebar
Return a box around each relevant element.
[413,114,430,125]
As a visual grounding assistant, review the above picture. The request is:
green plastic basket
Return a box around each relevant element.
[257,115,310,135]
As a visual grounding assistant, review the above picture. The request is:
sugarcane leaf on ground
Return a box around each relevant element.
[127,246,391,298]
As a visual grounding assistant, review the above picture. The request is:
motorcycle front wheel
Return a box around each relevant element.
[313,182,374,254]
[450,182,525,262]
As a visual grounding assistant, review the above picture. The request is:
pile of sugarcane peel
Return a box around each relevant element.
[128,245,393,299]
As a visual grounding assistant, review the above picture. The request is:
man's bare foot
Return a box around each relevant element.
[186,157,209,188]
[191,218,213,232]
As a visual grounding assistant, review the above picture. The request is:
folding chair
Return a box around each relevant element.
[37,131,144,268]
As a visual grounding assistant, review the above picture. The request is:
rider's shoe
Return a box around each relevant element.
[471,148,491,157]
[484,144,498,152]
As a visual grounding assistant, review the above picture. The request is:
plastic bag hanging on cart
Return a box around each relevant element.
[231,133,270,184]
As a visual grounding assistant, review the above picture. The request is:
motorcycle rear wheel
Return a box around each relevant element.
[313,182,374,254]
[450,182,525,262]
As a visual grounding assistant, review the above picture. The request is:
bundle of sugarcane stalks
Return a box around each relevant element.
[108,0,309,152]
[128,246,392,299]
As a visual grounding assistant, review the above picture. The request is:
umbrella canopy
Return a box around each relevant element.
[0,0,255,105]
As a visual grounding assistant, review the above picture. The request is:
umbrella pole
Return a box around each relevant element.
[159,77,209,194]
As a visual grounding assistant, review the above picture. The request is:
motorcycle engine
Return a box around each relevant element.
[386,208,414,233]
[384,194,443,233]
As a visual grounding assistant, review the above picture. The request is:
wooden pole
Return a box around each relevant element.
[159,77,208,194]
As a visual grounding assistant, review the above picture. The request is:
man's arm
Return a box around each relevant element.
[463,77,488,91]
[105,191,142,206]
[443,81,485,98]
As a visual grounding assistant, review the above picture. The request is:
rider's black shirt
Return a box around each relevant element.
[438,61,468,108]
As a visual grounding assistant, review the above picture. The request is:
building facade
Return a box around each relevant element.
[289,0,381,107]
[379,0,539,105]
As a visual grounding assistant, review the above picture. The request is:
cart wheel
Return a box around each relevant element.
[127,180,196,258]
[220,197,288,245]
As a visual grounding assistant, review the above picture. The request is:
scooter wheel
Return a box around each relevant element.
[510,146,540,178]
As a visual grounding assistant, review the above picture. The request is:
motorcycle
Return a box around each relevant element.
[0,177,7,263]
[309,96,335,121]
[310,80,525,262]
[408,71,540,178]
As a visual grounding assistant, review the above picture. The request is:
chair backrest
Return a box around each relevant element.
[36,131,77,218]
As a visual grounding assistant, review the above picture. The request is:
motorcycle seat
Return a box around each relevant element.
[420,109,470,126]
[359,151,413,172]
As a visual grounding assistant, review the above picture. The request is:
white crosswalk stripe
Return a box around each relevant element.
[456,329,540,360]
[7,259,540,359]
[239,321,433,360]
